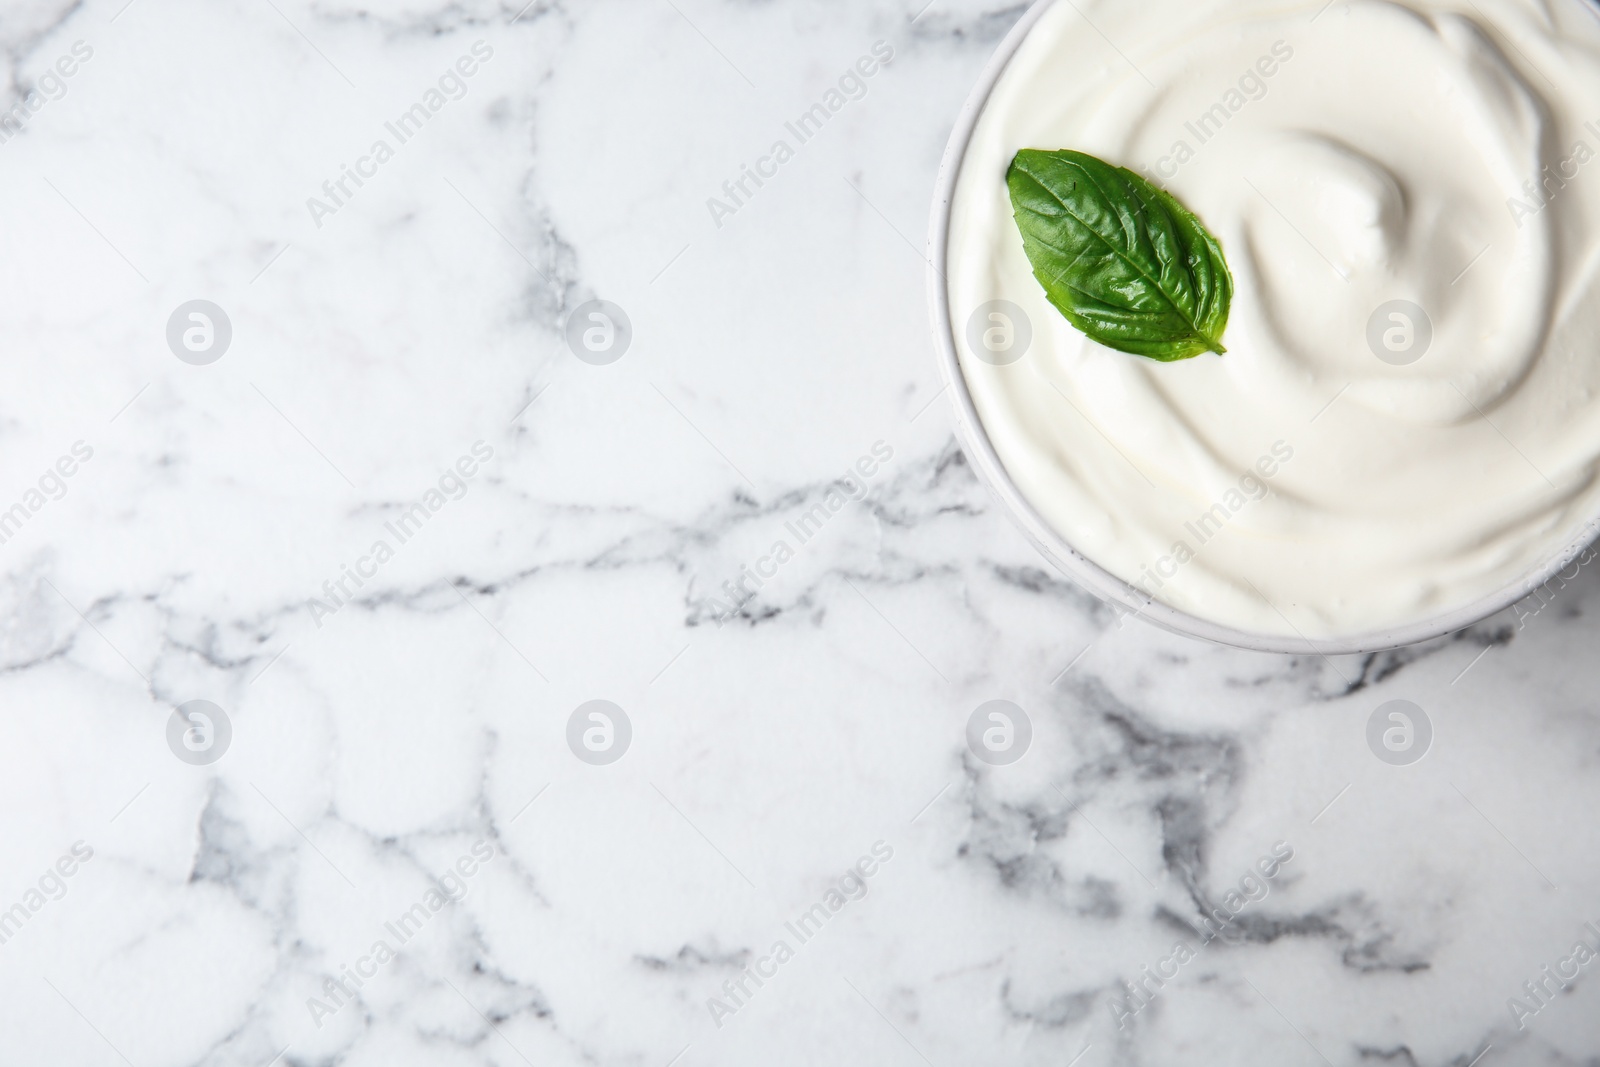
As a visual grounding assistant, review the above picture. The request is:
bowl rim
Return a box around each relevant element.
[924,0,1600,656]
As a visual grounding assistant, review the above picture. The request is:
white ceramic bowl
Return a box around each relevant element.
[925,0,1600,656]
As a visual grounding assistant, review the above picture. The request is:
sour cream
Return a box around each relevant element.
[948,0,1600,638]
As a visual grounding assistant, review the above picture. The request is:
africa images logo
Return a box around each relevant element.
[305,41,495,229]
[704,841,893,1029]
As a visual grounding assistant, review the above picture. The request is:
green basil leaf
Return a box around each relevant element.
[1006,148,1233,362]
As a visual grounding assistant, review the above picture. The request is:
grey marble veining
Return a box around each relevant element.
[0,0,1598,1065]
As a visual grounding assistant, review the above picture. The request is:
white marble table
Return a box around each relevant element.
[1,0,1598,1064]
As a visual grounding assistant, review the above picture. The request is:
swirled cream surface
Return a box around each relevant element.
[949,0,1600,638]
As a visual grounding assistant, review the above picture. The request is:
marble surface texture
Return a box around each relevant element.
[1,0,1599,1064]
